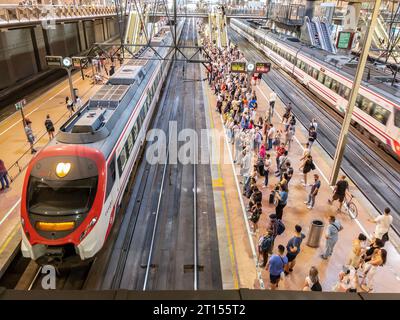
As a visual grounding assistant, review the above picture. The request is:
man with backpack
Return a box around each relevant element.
[258,231,274,268]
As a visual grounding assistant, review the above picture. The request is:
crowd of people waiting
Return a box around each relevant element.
[198,22,393,293]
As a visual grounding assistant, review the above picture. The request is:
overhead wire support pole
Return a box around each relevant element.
[329,0,382,186]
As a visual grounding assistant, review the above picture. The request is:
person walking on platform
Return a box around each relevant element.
[328,175,349,212]
[24,122,37,154]
[0,159,10,190]
[321,216,343,260]
[284,225,306,275]
[309,118,318,131]
[268,90,277,119]
[308,126,317,149]
[66,97,75,117]
[305,174,321,209]
[44,114,55,140]
[281,103,292,124]
[368,207,393,244]
[300,142,311,161]
[267,245,288,290]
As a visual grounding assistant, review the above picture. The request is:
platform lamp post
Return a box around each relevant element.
[329,0,381,186]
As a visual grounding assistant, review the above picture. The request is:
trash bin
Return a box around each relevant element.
[307,220,324,248]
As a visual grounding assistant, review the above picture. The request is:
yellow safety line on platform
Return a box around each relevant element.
[0,223,20,256]
[212,178,224,188]
[200,57,239,289]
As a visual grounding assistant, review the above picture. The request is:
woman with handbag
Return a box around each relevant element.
[360,248,387,292]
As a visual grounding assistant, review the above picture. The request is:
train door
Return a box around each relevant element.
[106,155,117,223]
[390,108,400,156]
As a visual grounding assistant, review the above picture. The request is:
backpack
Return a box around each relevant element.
[261,236,273,252]
[276,219,286,235]
[311,281,322,291]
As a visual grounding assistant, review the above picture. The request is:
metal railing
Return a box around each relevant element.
[0,4,116,25]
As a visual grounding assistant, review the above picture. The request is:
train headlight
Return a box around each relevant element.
[56,162,71,178]
[36,221,75,231]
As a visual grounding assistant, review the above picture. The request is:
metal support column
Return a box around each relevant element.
[329,0,382,186]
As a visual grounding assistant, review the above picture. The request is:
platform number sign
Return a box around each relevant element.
[231,61,247,73]
[45,56,63,67]
[72,57,88,68]
[255,62,271,74]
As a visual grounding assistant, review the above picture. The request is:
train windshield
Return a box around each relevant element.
[27,176,98,215]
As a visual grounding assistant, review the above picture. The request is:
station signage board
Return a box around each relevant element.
[231,61,247,73]
[337,31,353,49]
[45,56,63,67]
[255,62,271,73]
[72,56,88,68]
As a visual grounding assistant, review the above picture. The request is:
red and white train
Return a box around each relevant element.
[231,19,400,158]
[20,23,183,265]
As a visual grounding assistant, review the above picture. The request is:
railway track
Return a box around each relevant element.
[86,18,221,290]
[1,19,222,291]
[229,28,400,236]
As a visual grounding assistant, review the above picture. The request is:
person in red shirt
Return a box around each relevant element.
[0,159,10,190]
[275,143,286,172]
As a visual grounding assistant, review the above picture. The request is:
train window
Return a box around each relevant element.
[331,80,339,93]
[356,96,372,113]
[317,72,325,84]
[143,98,149,114]
[139,108,146,124]
[324,76,332,88]
[296,59,301,68]
[395,109,400,128]
[132,122,138,140]
[106,156,116,198]
[300,61,306,71]
[312,68,319,79]
[339,84,351,100]
[117,146,128,176]
[370,104,390,125]
[127,132,134,153]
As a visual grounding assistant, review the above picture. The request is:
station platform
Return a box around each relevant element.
[201,57,400,292]
[0,64,112,276]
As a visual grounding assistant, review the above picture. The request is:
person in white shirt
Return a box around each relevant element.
[267,124,276,151]
[309,118,318,131]
[368,207,393,242]
[269,91,277,118]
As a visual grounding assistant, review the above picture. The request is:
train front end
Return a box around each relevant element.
[20,145,107,265]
